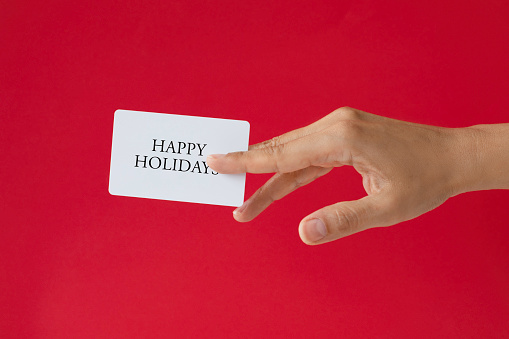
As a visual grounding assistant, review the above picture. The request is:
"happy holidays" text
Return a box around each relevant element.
[134,139,218,175]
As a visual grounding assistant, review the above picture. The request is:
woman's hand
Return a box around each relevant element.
[206,107,506,245]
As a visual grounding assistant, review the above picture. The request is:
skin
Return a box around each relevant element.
[206,107,509,245]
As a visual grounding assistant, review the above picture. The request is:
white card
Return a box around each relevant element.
[109,109,250,207]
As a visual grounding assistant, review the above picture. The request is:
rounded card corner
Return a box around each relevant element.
[108,185,116,196]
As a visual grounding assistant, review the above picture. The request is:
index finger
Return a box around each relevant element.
[248,110,343,151]
[207,132,340,174]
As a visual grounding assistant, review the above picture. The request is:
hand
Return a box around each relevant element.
[207,107,506,245]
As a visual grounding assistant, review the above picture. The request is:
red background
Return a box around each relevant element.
[1,0,508,338]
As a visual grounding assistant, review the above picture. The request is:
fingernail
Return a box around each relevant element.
[303,219,327,242]
[233,201,247,216]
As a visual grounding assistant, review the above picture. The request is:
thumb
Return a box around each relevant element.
[298,194,394,245]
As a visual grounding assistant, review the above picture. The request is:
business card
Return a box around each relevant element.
[109,109,250,207]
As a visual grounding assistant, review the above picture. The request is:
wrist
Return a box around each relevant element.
[451,124,509,194]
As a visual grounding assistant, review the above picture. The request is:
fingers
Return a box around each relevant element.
[207,107,372,174]
[207,132,343,174]
[233,166,333,222]
[247,107,385,152]
[248,110,349,151]
[298,194,396,245]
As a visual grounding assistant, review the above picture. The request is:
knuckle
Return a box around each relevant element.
[262,136,282,149]
[257,183,277,203]
[333,204,362,235]
[290,171,307,190]
[261,142,283,157]
[332,106,361,121]
[261,142,285,172]
[333,120,363,141]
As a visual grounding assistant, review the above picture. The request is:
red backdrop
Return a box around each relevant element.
[1,0,508,338]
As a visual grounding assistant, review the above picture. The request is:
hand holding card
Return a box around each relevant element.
[109,109,250,207]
